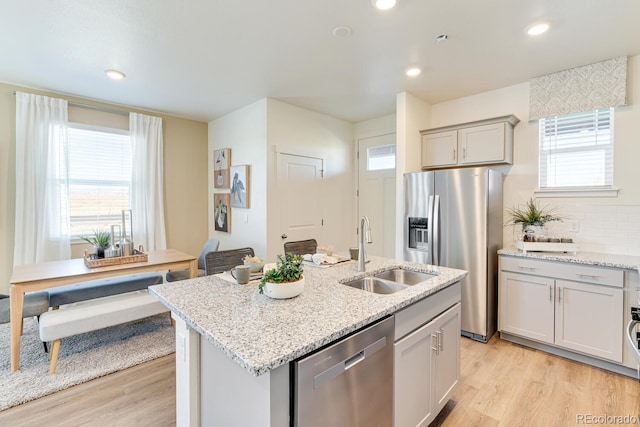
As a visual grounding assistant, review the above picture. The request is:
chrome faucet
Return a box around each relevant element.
[357,216,372,272]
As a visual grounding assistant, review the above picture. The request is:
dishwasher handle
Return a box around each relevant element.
[313,336,388,390]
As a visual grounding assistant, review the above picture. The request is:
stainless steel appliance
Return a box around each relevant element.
[404,167,503,342]
[293,316,394,427]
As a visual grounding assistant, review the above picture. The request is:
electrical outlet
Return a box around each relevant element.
[569,221,580,233]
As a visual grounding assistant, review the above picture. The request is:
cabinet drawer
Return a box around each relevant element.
[500,256,624,288]
[395,282,461,340]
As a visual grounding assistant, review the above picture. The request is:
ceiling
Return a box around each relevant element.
[2,0,640,123]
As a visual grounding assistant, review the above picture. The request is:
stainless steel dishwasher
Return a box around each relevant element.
[293,315,394,427]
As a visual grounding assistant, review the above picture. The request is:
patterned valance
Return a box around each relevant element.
[529,56,627,121]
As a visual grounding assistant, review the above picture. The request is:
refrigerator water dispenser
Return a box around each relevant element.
[408,217,428,250]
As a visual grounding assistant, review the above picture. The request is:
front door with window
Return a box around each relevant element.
[357,134,396,258]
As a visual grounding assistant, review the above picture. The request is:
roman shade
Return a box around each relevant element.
[529,56,627,121]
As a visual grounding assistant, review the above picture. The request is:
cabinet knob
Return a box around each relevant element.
[281,233,288,239]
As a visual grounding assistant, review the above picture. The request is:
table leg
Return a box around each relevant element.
[188,259,198,279]
[10,285,24,372]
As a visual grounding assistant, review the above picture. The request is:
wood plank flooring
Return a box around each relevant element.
[1,336,638,426]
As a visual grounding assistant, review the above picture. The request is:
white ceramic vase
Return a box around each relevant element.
[264,277,305,299]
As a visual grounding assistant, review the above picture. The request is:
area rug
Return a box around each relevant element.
[0,314,175,411]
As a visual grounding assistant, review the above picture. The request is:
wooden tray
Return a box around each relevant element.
[515,241,578,254]
[84,251,148,268]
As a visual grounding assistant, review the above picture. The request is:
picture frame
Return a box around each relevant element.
[230,165,250,208]
[213,148,231,189]
[213,193,231,233]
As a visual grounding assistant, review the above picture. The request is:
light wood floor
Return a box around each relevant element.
[1,336,638,426]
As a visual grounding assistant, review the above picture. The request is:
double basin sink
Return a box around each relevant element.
[341,268,436,295]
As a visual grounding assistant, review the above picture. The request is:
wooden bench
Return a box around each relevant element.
[38,290,169,374]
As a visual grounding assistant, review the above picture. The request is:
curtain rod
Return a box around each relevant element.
[12,91,129,117]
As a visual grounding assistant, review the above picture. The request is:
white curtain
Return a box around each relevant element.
[130,112,167,251]
[14,92,70,266]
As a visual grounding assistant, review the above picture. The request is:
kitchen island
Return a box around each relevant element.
[150,256,467,426]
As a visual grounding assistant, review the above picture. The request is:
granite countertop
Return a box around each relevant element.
[149,256,466,376]
[498,248,640,271]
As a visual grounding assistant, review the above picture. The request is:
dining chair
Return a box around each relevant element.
[205,247,255,275]
[283,239,317,256]
[166,238,220,282]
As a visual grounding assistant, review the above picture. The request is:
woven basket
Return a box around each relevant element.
[84,251,148,268]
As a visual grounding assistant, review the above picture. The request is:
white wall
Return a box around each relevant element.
[427,55,640,255]
[266,99,354,259]
[209,98,354,262]
[395,92,432,258]
[208,99,269,259]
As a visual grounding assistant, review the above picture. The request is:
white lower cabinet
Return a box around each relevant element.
[499,256,624,363]
[394,302,461,427]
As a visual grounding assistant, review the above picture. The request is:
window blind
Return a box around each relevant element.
[67,125,131,236]
[539,108,613,189]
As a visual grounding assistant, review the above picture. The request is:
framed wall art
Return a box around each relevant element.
[230,165,250,208]
[213,148,231,189]
[213,193,231,233]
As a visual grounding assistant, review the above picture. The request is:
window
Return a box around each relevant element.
[539,108,613,189]
[67,124,131,237]
[367,144,396,171]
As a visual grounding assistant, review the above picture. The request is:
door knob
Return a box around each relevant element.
[281,233,288,239]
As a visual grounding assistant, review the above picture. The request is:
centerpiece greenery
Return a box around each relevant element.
[80,228,111,258]
[505,197,563,228]
[259,253,304,294]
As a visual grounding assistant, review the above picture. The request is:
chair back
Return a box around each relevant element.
[205,247,254,275]
[283,239,317,256]
[197,238,220,270]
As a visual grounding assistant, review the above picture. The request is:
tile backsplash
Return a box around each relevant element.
[508,204,640,256]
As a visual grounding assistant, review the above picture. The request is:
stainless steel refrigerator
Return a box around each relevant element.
[403,167,503,343]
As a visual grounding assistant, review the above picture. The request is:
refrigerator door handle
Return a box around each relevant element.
[427,195,434,265]
[433,195,440,266]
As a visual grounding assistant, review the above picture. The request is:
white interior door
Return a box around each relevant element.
[277,153,324,251]
[358,134,396,258]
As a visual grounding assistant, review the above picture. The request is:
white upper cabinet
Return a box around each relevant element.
[420,115,519,169]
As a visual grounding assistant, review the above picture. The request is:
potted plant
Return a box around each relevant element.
[81,228,111,258]
[505,198,563,239]
[259,253,304,299]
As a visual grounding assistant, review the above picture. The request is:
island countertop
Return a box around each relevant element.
[498,248,640,271]
[149,256,466,376]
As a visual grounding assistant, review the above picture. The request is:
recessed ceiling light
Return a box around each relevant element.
[332,26,352,38]
[105,69,126,80]
[527,22,550,36]
[406,67,421,77]
[372,0,397,10]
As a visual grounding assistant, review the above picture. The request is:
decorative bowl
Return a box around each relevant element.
[264,278,304,299]
[244,259,265,273]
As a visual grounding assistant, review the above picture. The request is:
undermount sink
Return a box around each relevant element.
[341,277,408,295]
[373,269,436,285]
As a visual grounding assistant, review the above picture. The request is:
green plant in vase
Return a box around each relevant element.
[81,228,111,258]
[259,253,304,294]
[505,198,563,240]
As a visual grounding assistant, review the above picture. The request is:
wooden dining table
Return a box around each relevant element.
[9,248,197,372]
